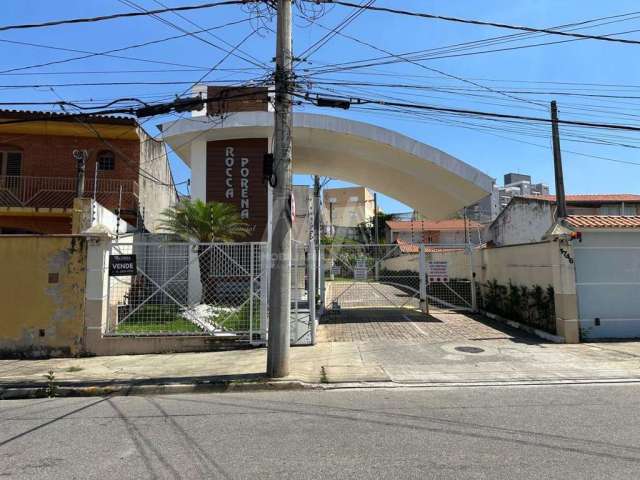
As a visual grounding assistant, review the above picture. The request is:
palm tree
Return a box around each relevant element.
[158,199,251,304]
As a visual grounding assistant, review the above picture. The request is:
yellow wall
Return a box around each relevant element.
[0,236,87,357]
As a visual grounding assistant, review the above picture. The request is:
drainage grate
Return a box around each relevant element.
[455,346,485,354]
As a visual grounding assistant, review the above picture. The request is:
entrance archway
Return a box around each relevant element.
[159,111,493,220]
[160,111,494,345]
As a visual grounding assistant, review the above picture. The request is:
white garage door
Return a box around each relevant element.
[574,231,640,340]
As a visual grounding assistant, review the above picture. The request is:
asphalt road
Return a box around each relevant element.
[2,384,640,479]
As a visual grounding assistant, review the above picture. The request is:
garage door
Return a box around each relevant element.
[574,231,640,340]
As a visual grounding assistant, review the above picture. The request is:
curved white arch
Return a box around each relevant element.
[159,112,493,219]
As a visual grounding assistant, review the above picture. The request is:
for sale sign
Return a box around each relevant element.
[427,261,449,283]
[109,254,137,276]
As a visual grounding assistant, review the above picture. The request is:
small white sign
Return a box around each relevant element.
[353,257,368,281]
[427,261,449,283]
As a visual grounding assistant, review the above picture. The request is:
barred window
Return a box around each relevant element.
[97,150,115,171]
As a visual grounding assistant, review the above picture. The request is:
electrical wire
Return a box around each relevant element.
[307,2,640,46]
[0,1,253,32]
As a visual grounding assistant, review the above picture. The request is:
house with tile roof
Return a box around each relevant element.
[0,109,178,234]
[386,218,484,246]
[549,214,640,340]
[488,194,640,246]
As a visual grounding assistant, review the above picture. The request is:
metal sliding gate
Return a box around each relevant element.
[321,243,475,314]
[106,239,268,342]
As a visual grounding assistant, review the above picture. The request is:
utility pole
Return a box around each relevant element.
[551,101,568,219]
[73,149,87,198]
[373,192,379,244]
[313,175,321,299]
[267,0,293,378]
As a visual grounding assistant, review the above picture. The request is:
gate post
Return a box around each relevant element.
[467,244,478,312]
[419,243,428,314]
[318,246,325,312]
[308,239,317,345]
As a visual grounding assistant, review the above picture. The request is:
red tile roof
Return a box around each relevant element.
[564,215,640,229]
[386,219,482,232]
[395,238,469,253]
[0,109,136,126]
[536,194,640,203]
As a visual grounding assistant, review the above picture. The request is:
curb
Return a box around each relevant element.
[4,376,640,399]
[0,379,319,400]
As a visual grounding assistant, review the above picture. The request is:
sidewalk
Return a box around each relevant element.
[2,330,640,398]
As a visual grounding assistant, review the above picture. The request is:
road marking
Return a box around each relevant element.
[405,314,430,338]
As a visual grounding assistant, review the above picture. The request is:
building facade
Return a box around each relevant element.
[489,194,640,246]
[321,186,375,240]
[0,110,177,234]
[467,172,549,223]
[386,219,484,246]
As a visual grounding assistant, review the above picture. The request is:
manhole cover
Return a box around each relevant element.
[455,346,485,354]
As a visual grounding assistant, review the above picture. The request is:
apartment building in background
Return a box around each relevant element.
[0,110,177,234]
[322,186,376,239]
[468,172,549,223]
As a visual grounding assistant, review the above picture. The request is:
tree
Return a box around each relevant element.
[357,212,394,244]
[158,199,251,304]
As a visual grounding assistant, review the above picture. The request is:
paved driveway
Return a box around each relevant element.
[319,307,535,345]
[325,281,420,310]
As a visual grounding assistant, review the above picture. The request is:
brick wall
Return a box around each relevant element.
[0,133,140,180]
[0,132,140,224]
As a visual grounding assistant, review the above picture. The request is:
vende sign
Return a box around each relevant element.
[206,139,268,241]
[109,254,137,276]
[427,260,449,283]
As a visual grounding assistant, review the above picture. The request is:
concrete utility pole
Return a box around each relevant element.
[313,175,321,298]
[73,149,87,198]
[551,101,568,218]
[373,192,378,244]
[267,0,293,378]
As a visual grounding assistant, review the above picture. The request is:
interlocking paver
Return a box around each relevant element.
[318,307,525,344]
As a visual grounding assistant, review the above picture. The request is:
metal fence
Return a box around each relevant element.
[0,175,137,210]
[321,243,475,315]
[106,240,268,342]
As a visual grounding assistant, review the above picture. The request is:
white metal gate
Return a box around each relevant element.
[321,243,475,314]
[574,231,640,339]
[106,239,268,342]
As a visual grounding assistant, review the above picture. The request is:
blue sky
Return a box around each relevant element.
[2,0,640,214]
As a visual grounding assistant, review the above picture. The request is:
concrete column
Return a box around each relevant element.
[83,234,112,354]
[188,140,207,305]
[550,240,580,343]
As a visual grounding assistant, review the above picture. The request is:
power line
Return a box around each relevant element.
[304,12,640,74]
[299,19,546,108]
[308,2,640,46]
[0,18,253,74]
[149,0,268,69]
[0,1,253,32]
[296,0,373,61]
[117,0,268,70]
[297,89,640,132]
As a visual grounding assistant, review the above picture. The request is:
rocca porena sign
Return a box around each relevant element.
[206,138,268,241]
[224,146,250,219]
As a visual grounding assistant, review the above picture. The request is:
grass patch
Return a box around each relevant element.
[216,301,261,332]
[116,304,203,334]
[115,302,262,334]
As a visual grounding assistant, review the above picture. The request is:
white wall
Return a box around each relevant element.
[137,128,178,232]
[489,200,553,246]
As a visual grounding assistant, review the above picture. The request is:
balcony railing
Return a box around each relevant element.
[0,175,138,211]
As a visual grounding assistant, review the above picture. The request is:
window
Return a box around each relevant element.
[0,150,22,177]
[600,204,621,216]
[97,150,115,171]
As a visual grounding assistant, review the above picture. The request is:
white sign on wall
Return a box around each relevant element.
[354,257,368,281]
[427,261,449,283]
